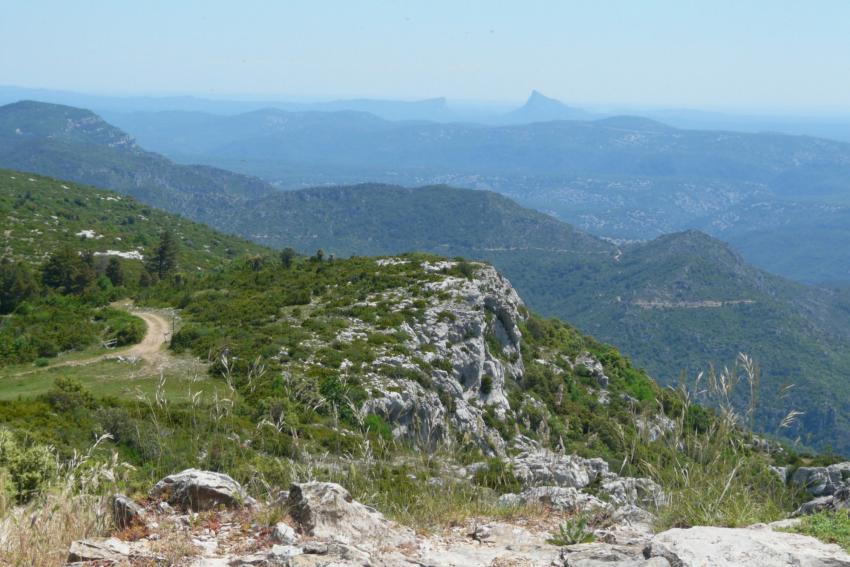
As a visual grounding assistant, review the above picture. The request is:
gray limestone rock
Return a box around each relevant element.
[645,525,850,566]
[111,493,146,529]
[151,469,253,511]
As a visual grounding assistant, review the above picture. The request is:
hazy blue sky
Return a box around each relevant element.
[2,0,849,112]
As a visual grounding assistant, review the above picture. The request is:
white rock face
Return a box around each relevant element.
[646,525,850,567]
[362,263,526,454]
[509,449,610,489]
[560,543,669,567]
[498,486,609,513]
[151,469,252,511]
[67,537,152,563]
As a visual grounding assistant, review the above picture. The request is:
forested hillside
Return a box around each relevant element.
[227,183,850,452]
[2,102,850,451]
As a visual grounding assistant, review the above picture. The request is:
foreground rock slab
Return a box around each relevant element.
[151,469,253,511]
[287,482,414,547]
[646,525,850,567]
[560,543,669,567]
[67,536,154,563]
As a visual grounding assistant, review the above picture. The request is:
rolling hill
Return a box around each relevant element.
[0,169,264,268]
[177,180,850,452]
[0,101,275,225]
[102,102,850,285]
[3,101,850,452]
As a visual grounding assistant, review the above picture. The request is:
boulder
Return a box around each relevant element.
[509,449,609,489]
[600,477,665,509]
[794,486,850,517]
[645,525,850,566]
[271,521,298,545]
[111,493,146,529]
[791,463,850,497]
[286,482,413,546]
[229,544,304,566]
[594,505,656,546]
[151,469,252,511]
[498,486,609,514]
[574,353,610,389]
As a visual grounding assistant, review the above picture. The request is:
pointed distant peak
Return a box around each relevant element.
[502,91,590,123]
[525,90,561,107]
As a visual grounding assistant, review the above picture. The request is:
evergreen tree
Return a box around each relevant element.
[0,258,37,314]
[146,229,179,279]
[105,257,125,287]
[41,246,95,294]
[280,247,296,268]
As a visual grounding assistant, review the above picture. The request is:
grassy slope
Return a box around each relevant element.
[0,169,266,373]
[0,169,265,268]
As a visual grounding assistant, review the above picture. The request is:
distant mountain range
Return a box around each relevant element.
[2,100,850,452]
[100,103,850,285]
[0,100,275,223]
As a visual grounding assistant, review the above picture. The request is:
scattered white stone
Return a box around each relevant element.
[376,258,410,266]
[93,249,144,260]
[271,522,298,545]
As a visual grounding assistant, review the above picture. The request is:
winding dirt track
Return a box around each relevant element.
[122,311,171,360]
[5,309,171,377]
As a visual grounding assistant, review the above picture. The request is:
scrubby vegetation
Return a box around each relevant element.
[790,510,850,552]
[0,245,809,533]
[0,171,261,367]
[0,170,832,564]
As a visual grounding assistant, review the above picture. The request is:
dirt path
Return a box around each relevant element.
[122,311,171,361]
[4,308,172,377]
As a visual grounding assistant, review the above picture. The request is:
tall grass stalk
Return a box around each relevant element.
[649,353,802,529]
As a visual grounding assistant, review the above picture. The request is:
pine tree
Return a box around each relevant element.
[147,230,179,279]
[41,246,95,294]
[105,257,125,287]
[280,247,296,268]
[0,258,37,314]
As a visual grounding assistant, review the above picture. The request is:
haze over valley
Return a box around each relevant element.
[5,2,850,565]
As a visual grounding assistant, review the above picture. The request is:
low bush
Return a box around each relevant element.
[788,510,850,551]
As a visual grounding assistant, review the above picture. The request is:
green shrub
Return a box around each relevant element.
[547,516,596,545]
[0,429,57,503]
[364,414,394,442]
[788,510,850,551]
[472,458,522,494]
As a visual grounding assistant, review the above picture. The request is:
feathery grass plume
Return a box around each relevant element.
[650,354,804,530]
